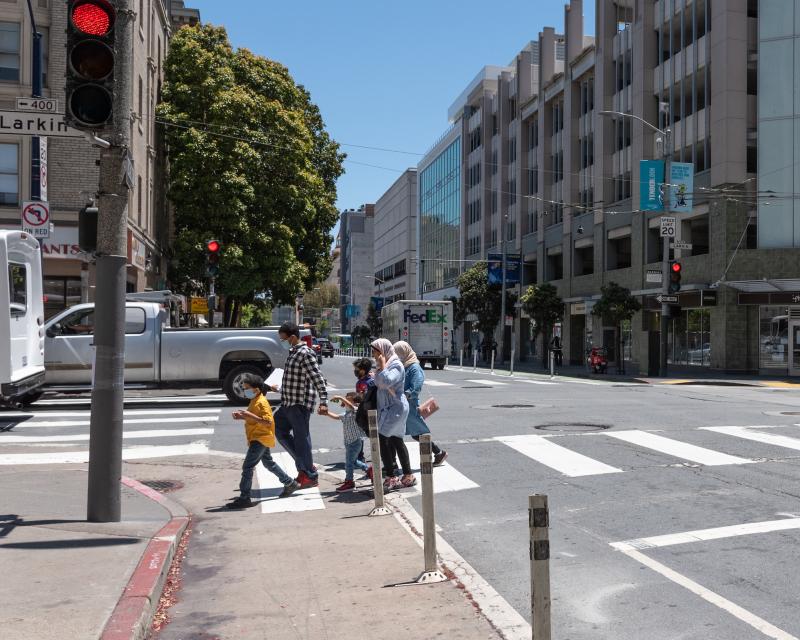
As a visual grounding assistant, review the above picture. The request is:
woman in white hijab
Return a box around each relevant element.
[370,338,415,489]
[393,341,447,466]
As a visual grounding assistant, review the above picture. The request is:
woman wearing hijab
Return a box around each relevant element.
[393,341,448,466]
[370,338,415,489]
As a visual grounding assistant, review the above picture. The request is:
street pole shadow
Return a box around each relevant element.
[0,537,140,549]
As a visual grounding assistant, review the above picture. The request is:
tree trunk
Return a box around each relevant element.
[616,325,623,374]
[541,326,550,369]
[232,298,242,327]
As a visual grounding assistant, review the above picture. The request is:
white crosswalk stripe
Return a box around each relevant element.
[424,380,455,387]
[604,430,754,466]
[465,379,509,386]
[0,442,210,465]
[7,416,221,428]
[256,451,325,513]
[517,379,559,386]
[494,434,624,477]
[403,446,479,494]
[0,428,215,443]
[700,426,800,452]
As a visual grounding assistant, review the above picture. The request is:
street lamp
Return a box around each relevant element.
[599,110,672,377]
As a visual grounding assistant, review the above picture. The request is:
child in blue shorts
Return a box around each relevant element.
[323,392,369,492]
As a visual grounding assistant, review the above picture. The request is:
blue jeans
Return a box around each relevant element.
[240,441,292,499]
[274,405,317,479]
[344,439,369,481]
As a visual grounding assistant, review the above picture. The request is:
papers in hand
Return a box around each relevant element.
[266,368,283,391]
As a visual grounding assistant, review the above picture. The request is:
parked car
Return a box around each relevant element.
[316,338,334,358]
[303,335,323,364]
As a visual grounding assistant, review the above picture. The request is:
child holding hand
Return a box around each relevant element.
[322,392,369,492]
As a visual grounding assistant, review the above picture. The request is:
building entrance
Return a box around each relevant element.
[790,317,800,377]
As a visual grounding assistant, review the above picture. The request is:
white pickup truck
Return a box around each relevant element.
[44,301,290,403]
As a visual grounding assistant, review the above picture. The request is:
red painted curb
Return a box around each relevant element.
[100,478,190,640]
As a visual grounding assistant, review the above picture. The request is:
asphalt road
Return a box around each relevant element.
[4,358,800,639]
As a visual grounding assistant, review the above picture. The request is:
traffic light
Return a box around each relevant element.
[66,0,116,129]
[206,239,221,277]
[669,261,682,293]
[78,203,99,253]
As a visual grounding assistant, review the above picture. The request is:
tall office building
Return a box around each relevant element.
[418,0,800,376]
[338,204,375,333]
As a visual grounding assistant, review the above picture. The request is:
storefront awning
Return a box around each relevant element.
[724,279,800,293]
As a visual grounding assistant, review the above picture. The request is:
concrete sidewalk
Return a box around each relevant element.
[0,465,177,640]
[133,454,505,640]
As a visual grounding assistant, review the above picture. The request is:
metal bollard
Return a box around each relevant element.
[367,409,391,516]
[415,434,446,584]
[550,351,555,379]
[459,348,463,369]
[529,494,552,639]
[490,349,495,375]
[473,351,477,372]
[510,347,515,377]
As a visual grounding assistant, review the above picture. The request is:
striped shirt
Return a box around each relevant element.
[280,342,328,412]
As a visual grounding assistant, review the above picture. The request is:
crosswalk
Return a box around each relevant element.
[0,405,220,465]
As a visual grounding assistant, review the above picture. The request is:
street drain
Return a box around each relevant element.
[141,480,183,493]
[534,423,611,432]
[492,404,538,409]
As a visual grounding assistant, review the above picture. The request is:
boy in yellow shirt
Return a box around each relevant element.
[227,374,300,509]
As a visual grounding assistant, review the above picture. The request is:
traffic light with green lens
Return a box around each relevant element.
[206,239,221,277]
[669,261,682,293]
[66,0,116,129]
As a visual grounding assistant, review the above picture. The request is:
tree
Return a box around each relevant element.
[158,25,345,325]
[365,303,382,338]
[240,300,272,327]
[351,325,371,348]
[591,282,642,374]
[456,263,516,355]
[302,283,339,315]
[521,283,564,367]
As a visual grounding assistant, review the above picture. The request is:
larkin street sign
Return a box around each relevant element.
[0,110,84,138]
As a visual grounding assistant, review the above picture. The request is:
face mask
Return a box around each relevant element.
[243,389,256,399]
[354,370,362,378]
[280,338,290,350]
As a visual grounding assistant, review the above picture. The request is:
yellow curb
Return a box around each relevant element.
[761,381,800,388]
[660,379,693,385]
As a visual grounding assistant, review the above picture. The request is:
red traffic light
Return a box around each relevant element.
[71,1,114,36]
[206,240,221,253]
[671,262,682,273]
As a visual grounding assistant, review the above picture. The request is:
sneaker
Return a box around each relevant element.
[226,496,254,509]
[336,479,355,492]
[298,475,319,489]
[383,476,399,492]
[363,466,374,481]
[433,450,448,467]
[295,470,307,484]
[400,474,417,488]
[279,480,300,498]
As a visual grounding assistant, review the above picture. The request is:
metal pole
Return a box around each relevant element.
[87,0,134,523]
[207,277,215,327]
[659,129,672,377]
[490,349,495,375]
[26,0,43,202]
[499,236,507,364]
[472,350,477,372]
[459,348,463,369]
[367,409,391,517]
[510,347,515,377]
[415,434,446,583]
[550,350,555,379]
[529,494,552,640]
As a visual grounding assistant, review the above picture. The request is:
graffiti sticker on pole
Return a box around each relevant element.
[21,200,50,238]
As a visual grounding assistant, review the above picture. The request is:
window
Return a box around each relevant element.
[0,22,20,82]
[125,307,146,334]
[8,263,26,315]
[138,75,143,118]
[759,306,789,369]
[0,143,18,205]
[668,309,711,367]
[137,175,143,224]
[43,277,81,319]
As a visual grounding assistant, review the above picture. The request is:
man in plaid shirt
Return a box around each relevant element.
[271,322,328,488]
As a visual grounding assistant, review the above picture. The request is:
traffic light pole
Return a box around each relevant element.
[25,0,43,201]
[87,0,134,523]
[659,130,673,378]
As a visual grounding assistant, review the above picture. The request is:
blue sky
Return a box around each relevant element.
[189,1,596,233]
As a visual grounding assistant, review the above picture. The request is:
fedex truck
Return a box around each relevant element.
[0,230,45,407]
[382,300,453,370]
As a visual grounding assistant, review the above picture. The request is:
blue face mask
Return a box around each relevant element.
[280,338,291,350]
[243,388,256,399]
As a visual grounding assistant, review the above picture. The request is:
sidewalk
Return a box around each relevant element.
[0,465,178,640]
[131,454,505,640]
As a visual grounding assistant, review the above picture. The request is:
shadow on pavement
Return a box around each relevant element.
[1,537,140,549]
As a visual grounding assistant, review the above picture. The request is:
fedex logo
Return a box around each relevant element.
[404,309,447,323]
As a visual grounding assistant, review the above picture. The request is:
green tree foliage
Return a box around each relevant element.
[456,263,516,343]
[521,283,564,367]
[591,282,642,374]
[351,325,371,347]
[365,303,382,338]
[302,283,339,313]
[240,300,272,327]
[158,25,345,325]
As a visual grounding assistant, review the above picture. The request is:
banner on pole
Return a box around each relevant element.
[487,253,522,285]
[669,162,694,212]
[639,159,665,211]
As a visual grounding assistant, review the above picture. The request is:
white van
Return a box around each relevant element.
[0,230,45,406]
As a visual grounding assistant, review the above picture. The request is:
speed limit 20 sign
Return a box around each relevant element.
[21,200,50,238]
[660,216,676,238]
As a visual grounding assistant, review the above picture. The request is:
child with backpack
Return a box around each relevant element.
[322,392,370,492]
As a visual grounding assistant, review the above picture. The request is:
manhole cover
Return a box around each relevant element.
[492,404,538,409]
[141,480,183,493]
[534,423,611,432]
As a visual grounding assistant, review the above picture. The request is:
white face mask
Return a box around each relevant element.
[243,388,256,399]
[280,338,291,350]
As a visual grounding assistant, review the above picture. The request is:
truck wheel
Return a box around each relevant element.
[19,391,43,407]
[437,362,445,370]
[223,364,265,405]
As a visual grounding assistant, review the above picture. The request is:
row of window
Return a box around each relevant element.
[0,22,49,86]
[374,259,407,284]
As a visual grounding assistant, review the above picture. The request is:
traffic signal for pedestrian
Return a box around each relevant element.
[66,0,116,129]
[669,261,682,293]
[78,203,99,253]
[206,239,221,277]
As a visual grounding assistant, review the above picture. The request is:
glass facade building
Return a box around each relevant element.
[418,136,461,294]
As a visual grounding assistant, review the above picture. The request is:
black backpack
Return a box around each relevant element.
[354,385,377,436]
